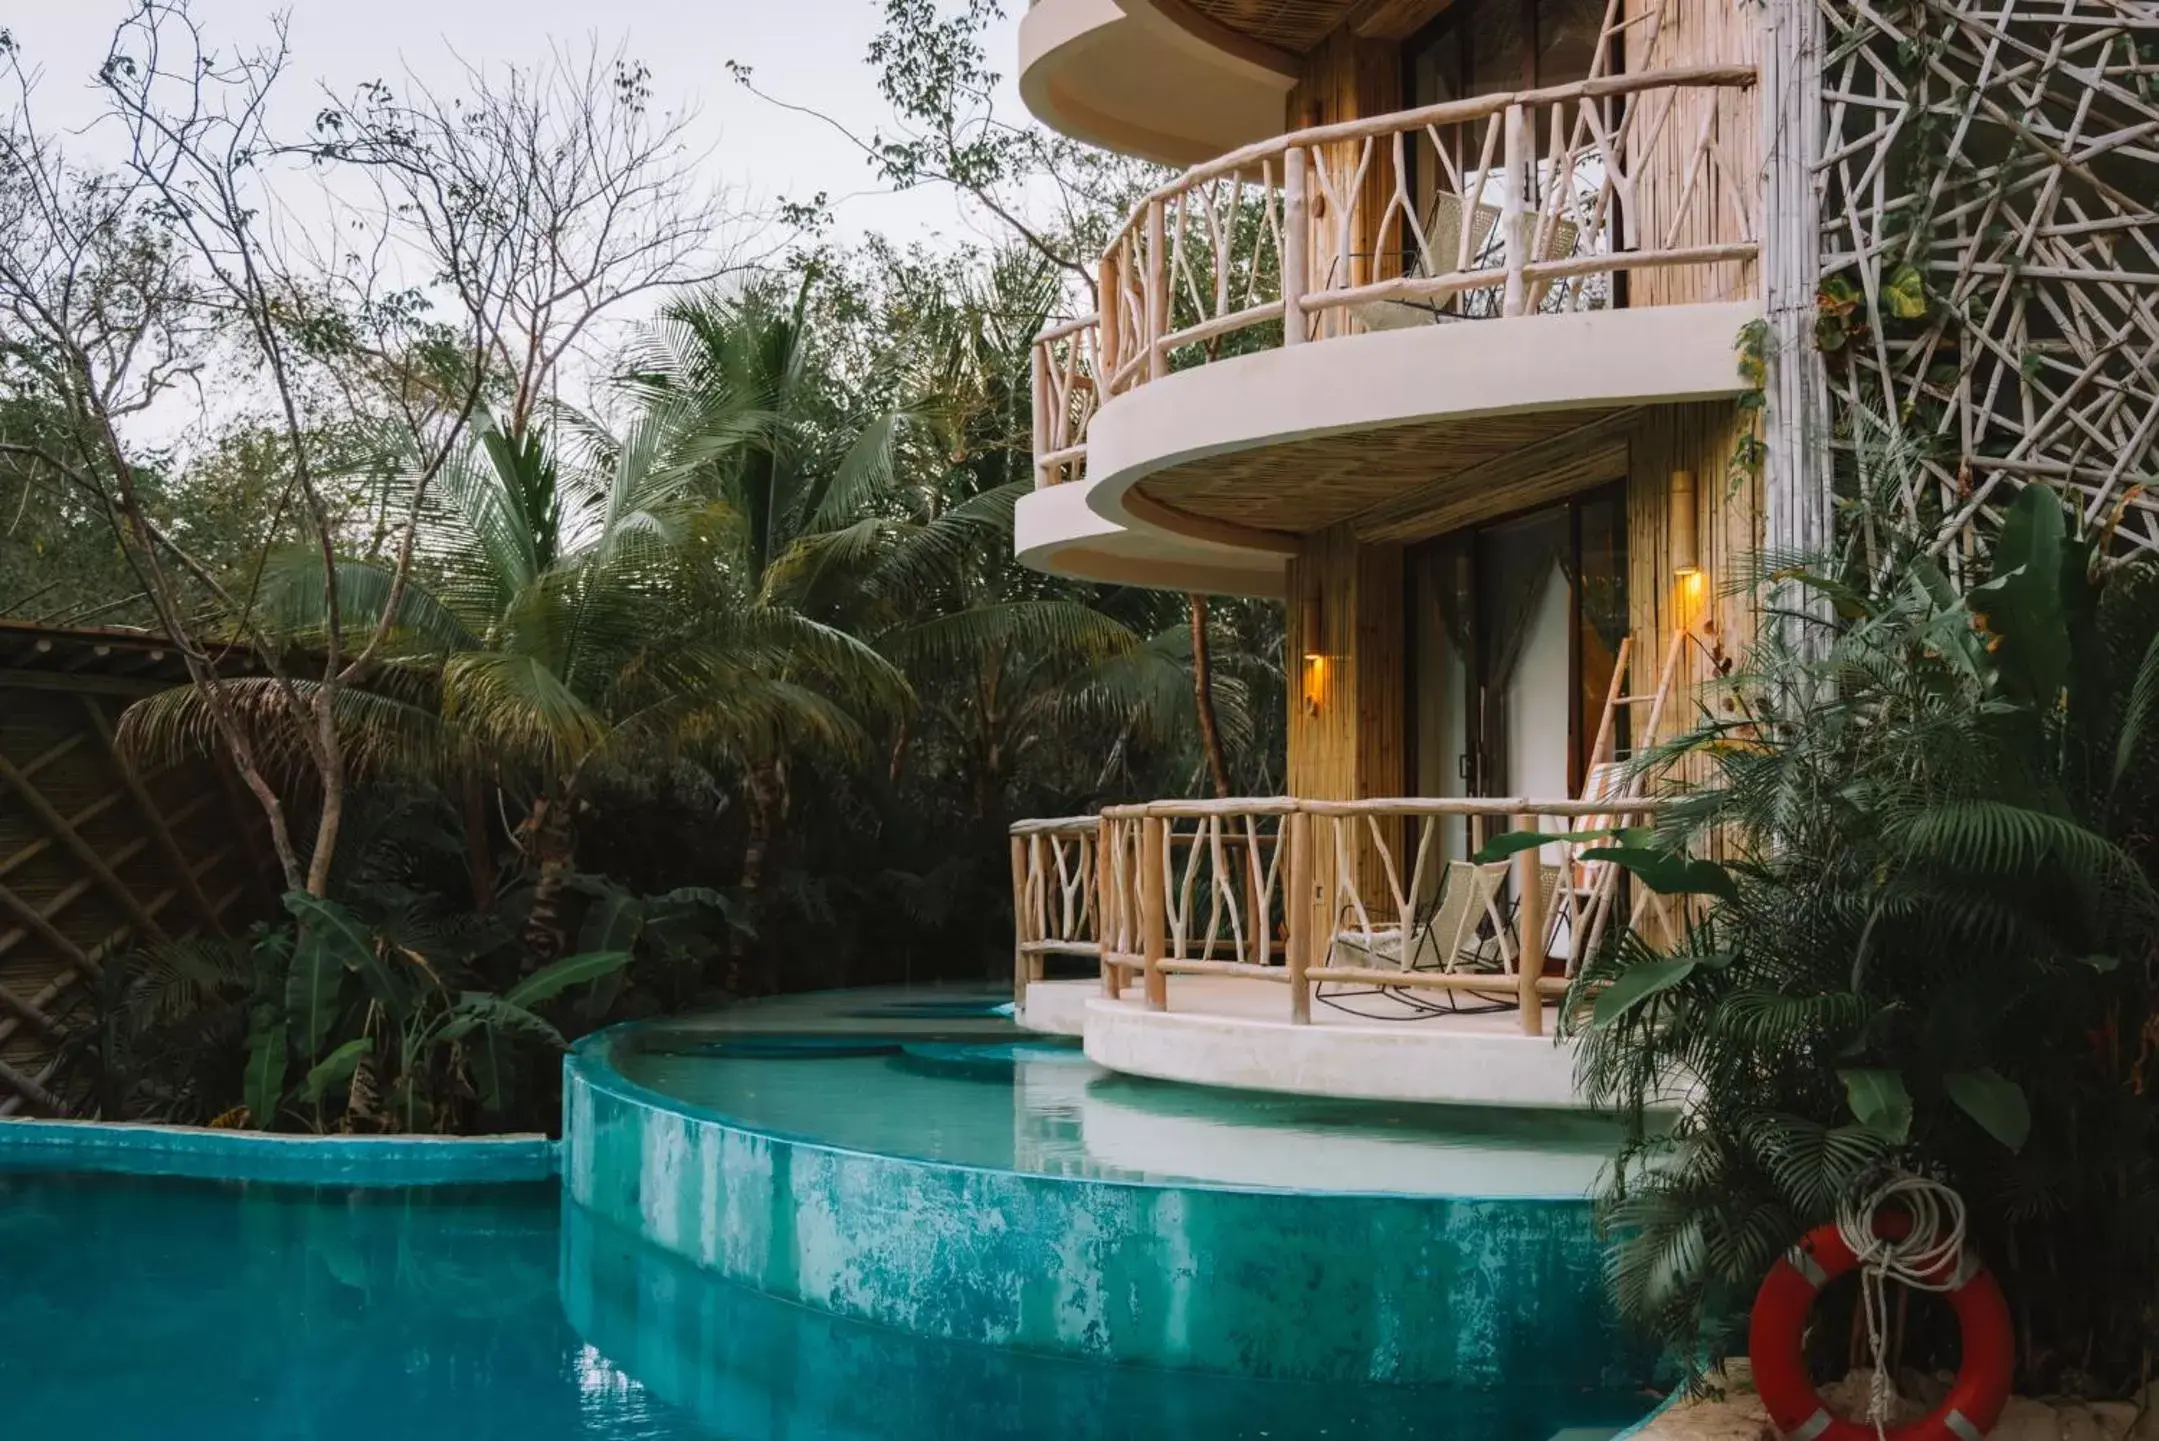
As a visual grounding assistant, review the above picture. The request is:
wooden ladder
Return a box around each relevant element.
[1560,628,1690,965]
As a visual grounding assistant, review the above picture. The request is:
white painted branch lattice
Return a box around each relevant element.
[1814,2,2159,559]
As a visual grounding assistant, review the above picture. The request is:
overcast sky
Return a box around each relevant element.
[7,0,1029,249]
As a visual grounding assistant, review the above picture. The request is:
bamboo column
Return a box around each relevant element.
[1283,146,1308,347]
[1096,816,1120,997]
[1029,341,1049,488]
[1513,814,1545,1035]
[1141,815,1168,1010]
[1096,253,1122,394]
[1010,835,1030,1004]
[1143,200,1168,383]
[1502,104,1528,318]
[1286,810,1312,1024]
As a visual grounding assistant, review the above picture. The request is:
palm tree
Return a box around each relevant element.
[1568,483,2159,1393]
[618,276,945,889]
[129,393,903,965]
[755,253,1255,818]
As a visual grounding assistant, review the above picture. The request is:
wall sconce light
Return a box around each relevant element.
[1669,469,1700,579]
[1299,590,1328,715]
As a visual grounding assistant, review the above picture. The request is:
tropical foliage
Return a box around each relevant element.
[11,207,1281,1131]
[1567,485,2159,1394]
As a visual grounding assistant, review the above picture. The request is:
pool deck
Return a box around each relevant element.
[1021,976,1585,1109]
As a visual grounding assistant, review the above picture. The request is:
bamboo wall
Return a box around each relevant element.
[1284,527,1406,800]
[1623,0,1760,308]
[1286,28,1403,292]
[0,624,274,1116]
[1625,402,1757,760]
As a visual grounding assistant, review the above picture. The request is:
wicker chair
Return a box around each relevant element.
[1354,189,1581,332]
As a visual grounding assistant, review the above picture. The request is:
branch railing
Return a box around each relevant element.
[1031,63,1759,489]
[1010,816,1101,1003]
[1011,795,1667,1036]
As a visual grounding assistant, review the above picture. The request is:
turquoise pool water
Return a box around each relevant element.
[0,986,1652,1436]
[567,986,1650,1392]
[0,1166,1649,1439]
[613,986,1620,1197]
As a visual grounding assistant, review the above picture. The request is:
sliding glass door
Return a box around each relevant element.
[1407,484,1629,857]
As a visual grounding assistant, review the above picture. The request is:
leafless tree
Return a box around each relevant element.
[312,36,761,441]
[0,1,764,897]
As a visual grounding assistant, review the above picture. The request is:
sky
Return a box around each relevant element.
[6,0,1030,250]
[4,0,1039,439]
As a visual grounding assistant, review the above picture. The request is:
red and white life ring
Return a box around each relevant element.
[1748,1211,2014,1441]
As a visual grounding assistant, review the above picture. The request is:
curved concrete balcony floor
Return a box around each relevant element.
[1085,300,1763,561]
[1015,479,1288,597]
[1018,0,1296,165]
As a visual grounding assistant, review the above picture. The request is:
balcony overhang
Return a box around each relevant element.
[1084,300,1763,555]
[1018,0,1298,166]
[1015,479,1287,596]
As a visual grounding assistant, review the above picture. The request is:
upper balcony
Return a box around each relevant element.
[1017,65,1764,595]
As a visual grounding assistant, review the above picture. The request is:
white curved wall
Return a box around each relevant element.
[1082,994,1588,1109]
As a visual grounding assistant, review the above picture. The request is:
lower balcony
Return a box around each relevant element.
[1024,65,1764,592]
[1009,793,1667,1110]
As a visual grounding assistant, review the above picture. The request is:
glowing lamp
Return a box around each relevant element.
[1299,591,1328,715]
[1669,469,1700,578]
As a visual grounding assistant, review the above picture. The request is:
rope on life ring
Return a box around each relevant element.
[1748,1175,2014,1441]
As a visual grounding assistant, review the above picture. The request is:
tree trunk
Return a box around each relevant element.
[1190,594,1232,799]
[462,770,497,913]
[521,791,576,971]
[740,761,786,894]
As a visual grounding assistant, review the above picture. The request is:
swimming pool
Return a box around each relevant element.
[566,985,1651,1391]
[1,984,1657,1437]
[612,989,1622,1195]
[0,1164,1648,1440]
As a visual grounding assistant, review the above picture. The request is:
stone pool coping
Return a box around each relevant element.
[0,1115,559,1186]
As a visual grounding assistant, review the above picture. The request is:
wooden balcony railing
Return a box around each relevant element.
[1009,815,1102,999]
[1030,63,1759,489]
[1010,794,1667,1036]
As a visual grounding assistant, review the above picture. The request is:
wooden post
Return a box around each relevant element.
[1030,339,1050,487]
[1141,814,1168,1010]
[1143,200,1169,382]
[1502,104,1528,318]
[1513,813,1545,1035]
[1246,824,1267,970]
[1286,809,1312,1024]
[1761,0,1830,656]
[1282,146,1309,348]
[1097,253,1121,392]
[1097,816,1119,997]
[1010,834,1030,1006]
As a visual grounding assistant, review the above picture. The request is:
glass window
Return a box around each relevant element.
[1468,1,1530,96]
[1535,0,1608,87]
[1408,484,1631,823]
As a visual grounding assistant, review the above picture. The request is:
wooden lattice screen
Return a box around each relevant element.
[0,622,276,1116]
[1812,1,2159,557]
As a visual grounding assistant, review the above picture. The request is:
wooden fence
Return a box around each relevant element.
[0,621,276,1115]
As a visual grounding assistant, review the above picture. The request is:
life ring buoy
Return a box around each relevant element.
[1748,1211,2014,1441]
